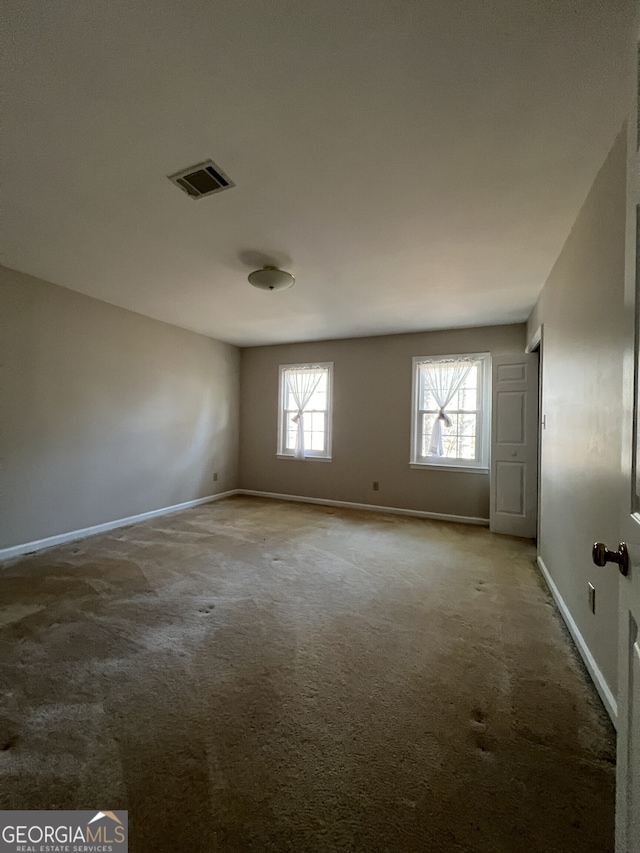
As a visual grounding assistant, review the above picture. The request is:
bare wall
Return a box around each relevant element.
[527,130,627,697]
[240,325,526,519]
[1,266,240,549]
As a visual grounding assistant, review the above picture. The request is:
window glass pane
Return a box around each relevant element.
[419,362,478,410]
[419,413,477,460]
[457,386,477,411]
[284,368,328,412]
[421,414,445,457]
[463,365,478,388]
[442,432,459,457]
[458,438,475,459]
[310,432,325,451]
[309,371,327,404]
[308,390,327,411]
[285,412,297,449]
[422,387,438,410]
[459,414,476,436]
[447,367,478,410]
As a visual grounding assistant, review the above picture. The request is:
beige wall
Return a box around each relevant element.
[527,130,627,696]
[1,266,240,549]
[240,325,525,519]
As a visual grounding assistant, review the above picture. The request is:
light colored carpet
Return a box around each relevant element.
[0,496,615,852]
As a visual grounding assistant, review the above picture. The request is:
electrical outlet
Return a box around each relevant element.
[372,481,379,491]
[213,472,218,482]
[588,582,596,614]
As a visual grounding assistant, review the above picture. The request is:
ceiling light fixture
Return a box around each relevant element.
[248,266,295,292]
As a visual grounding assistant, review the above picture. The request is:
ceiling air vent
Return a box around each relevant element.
[168,160,235,199]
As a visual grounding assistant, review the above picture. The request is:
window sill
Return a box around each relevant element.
[277,454,332,462]
[410,462,488,475]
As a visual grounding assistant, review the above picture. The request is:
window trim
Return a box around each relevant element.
[277,362,334,460]
[410,353,490,472]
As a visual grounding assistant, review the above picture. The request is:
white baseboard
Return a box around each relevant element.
[536,555,618,727]
[0,487,488,561]
[237,489,489,526]
[0,490,240,561]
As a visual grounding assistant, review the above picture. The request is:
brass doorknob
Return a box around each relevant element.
[592,541,629,576]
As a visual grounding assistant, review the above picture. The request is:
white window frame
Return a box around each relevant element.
[410,353,490,473]
[277,362,333,461]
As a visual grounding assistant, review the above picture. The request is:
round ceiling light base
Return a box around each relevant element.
[248,265,295,291]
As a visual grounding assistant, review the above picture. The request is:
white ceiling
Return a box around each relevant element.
[3,0,632,346]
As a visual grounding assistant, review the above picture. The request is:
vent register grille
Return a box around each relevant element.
[168,160,234,199]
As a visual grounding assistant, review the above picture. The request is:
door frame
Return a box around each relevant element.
[526,324,544,547]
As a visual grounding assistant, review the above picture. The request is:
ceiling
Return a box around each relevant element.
[3,0,632,346]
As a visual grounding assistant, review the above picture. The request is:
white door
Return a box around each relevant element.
[490,353,539,537]
[615,20,640,850]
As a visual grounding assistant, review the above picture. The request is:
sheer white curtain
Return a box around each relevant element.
[286,368,324,459]
[421,359,474,457]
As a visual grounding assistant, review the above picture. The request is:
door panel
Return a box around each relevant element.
[495,461,525,515]
[490,353,539,537]
[496,392,526,443]
[496,362,527,382]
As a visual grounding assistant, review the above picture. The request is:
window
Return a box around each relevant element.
[411,354,490,470]
[278,363,333,460]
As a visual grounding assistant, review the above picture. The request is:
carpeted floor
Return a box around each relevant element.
[0,496,615,852]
